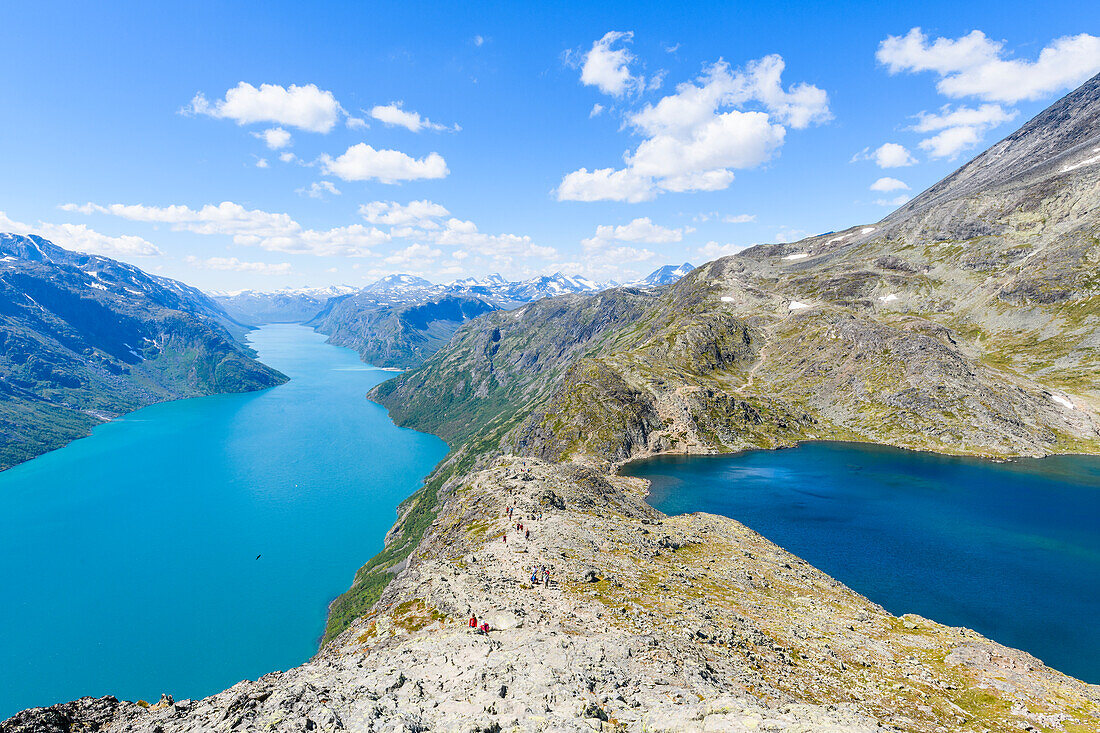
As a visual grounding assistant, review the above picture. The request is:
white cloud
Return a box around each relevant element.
[320,143,449,183]
[345,116,368,130]
[774,228,809,243]
[560,55,828,202]
[185,82,343,133]
[359,200,450,227]
[911,103,1016,132]
[697,241,745,259]
[874,194,911,207]
[0,211,162,257]
[869,176,909,192]
[370,102,455,133]
[589,103,605,118]
[384,243,443,266]
[909,103,1018,159]
[557,167,656,203]
[877,28,1100,103]
[853,142,917,168]
[723,213,756,223]
[580,31,642,97]
[581,217,686,249]
[62,201,388,257]
[918,126,981,159]
[253,127,292,149]
[474,35,485,47]
[185,256,291,274]
[279,152,297,163]
[297,181,341,199]
[255,158,269,168]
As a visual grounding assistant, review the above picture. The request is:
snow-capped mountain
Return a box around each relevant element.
[633,262,695,287]
[213,285,358,325]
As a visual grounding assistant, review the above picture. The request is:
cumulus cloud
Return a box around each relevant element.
[723,214,756,223]
[370,102,456,132]
[359,200,450,227]
[384,243,443,266]
[185,256,291,274]
[255,158,269,168]
[61,201,388,257]
[874,194,911,207]
[869,176,909,192]
[877,28,1100,104]
[184,82,343,133]
[853,142,917,168]
[253,127,292,149]
[581,217,686,249]
[590,103,605,118]
[320,143,449,183]
[559,55,829,202]
[0,211,162,258]
[910,103,1018,158]
[697,241,745,259]
[580,31,642,97]
[297,181,341,199]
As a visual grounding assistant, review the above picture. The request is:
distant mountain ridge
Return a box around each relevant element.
[0,233,286,470]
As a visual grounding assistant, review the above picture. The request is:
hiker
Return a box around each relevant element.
[502,532,507,543]
[543,568,550,587]
[469,614,478,628]
[530,569,539,584]
[479,622,490,634]
[525,529,530,541]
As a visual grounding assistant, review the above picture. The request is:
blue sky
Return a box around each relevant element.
[2,1,1099,291]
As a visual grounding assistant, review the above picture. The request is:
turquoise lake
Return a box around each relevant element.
[623,442,1100,683]
[0,324,448,719]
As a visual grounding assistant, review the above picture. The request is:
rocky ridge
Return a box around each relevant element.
[8,458,1098,731]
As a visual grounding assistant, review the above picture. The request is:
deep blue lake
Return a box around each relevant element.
[0,324,447,719]
[623,442,1100,683]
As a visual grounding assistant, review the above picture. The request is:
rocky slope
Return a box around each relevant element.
[7,74,1100,733]
[0,234,286,469]
[310,293,499,370]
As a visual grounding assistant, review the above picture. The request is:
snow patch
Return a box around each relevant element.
[720,296,735,302]
[879,293,899,302]
[861,227,877,234]
[1050,394,1074,410]
[1061,153,1100,173]
[782,253,809,260]
[788,301,810,311]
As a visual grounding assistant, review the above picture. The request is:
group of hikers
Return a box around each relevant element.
[501,504,544,544]
[469,491,558,635]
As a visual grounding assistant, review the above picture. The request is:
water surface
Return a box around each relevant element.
[0,324,447,718]
[623,442,1100,683]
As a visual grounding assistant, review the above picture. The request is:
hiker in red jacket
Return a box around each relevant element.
[468,614,477,628]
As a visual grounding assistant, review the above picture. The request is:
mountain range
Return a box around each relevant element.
[217,265,695,369]
[0,233,286,470]
[8,70,1100,733]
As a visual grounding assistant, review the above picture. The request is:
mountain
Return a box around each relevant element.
[14,73,1100,733]
[373,74,1100,464]
[634,262,695,286]
[0,233,286,470]
[213,285,357,325]
[308,272,606,368]
[308,292,498,369]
